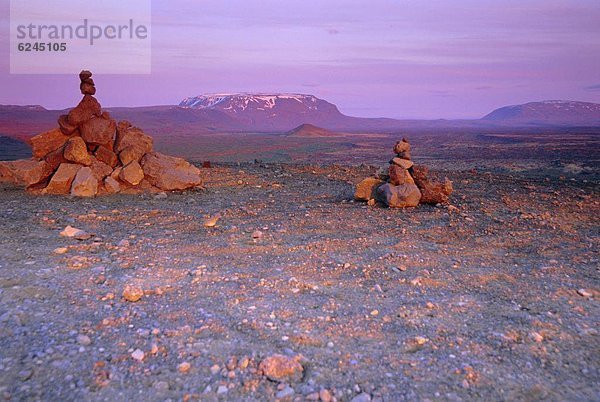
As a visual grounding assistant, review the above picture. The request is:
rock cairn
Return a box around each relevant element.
[0,71,202,196]
[355,138,453,207]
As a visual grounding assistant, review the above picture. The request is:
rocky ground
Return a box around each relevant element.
[0,161,598,401]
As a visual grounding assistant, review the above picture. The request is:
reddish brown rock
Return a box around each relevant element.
[391,157,414,169]
[393,138,411,155]
[119,161,144,186]
[89,158,113,180]
[377,183,421,208]
[354,177,384,201]
[0,159,53,187]
[388,165,415,185]
[259,354,304,383]
[63,137,92,166]
[0,163,16,184]
[70,166,98,197]
[119,144,147,165]
[104,176,121,194]
[141,152,201,191]
[94,145,118,168]
[57,114,78,135]
[122,285,143,302]
[80,116,116,148]
[44,146,68,172]
[42,163,81,194]
[396,150,411,160]
[79,70,93,81]
[410,165,453,204]
[80,77,96,95]
[28,128,71,159]
[67,95,101,127]
[115,123,153,154]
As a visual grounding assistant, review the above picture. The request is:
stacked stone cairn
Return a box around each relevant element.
[0,71,202,196]
[355,138,453,207]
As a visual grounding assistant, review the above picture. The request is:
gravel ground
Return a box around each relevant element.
[0,163,598,401]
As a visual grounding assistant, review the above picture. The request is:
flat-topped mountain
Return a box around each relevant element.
[483,100,600,126]
[179,93,345,130]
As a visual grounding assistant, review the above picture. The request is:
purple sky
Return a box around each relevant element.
[1,0,599,119]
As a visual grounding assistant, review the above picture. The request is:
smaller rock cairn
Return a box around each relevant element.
[355,138,453,207]
[0,71,202,196]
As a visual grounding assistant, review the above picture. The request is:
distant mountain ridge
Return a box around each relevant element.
[483,100,600,126]
[1,98,599,142]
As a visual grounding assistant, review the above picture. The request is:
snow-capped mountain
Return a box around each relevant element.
[178,93,346,130]
[483,100,600,125]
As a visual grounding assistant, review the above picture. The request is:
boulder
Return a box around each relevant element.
[377,183,421,208]
[410,165,453,204]
[104,176,121,194]
[141,152,201,191]
[43,163,82,194]
[70,166,98,197]
[0,158,52,187]
[391,157,414,169]
[94,145,119,168]
[80,116,116,148]
[388,165,415,185]
[57,114,78,135]
[0,163,16,184]
[119,144,147,165]
[119,161,145,186]
[115,123,153,154]
[354,177,384,201]
[44,146,69,171]
[63,137,92,166]
[28,128,71,159]
[67,94,101,127]
[89,158,113,180]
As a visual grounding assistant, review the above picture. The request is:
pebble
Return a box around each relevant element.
[276,386,295,399]
[252,230,263,239]
[530,332,544,343]
[414,336,429,345]
[210,364,220,375]
[577,289,593,298]
[123,285,144,302]
[53,247,68,255]
[216,385,228,394]
[203,214,221,228]
[131,349,145,361]
[76,334,91,346]
[350,393,372,402]
[60,226,84,237]
[178,362,191,373]
[320,389,333,402]
[306,392,320,400]
[18,369,33,381]
[153,381,169,392]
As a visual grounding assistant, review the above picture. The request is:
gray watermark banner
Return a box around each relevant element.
[10,0,151,74]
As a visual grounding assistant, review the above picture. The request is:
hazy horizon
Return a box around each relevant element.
[1,0,599,119]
